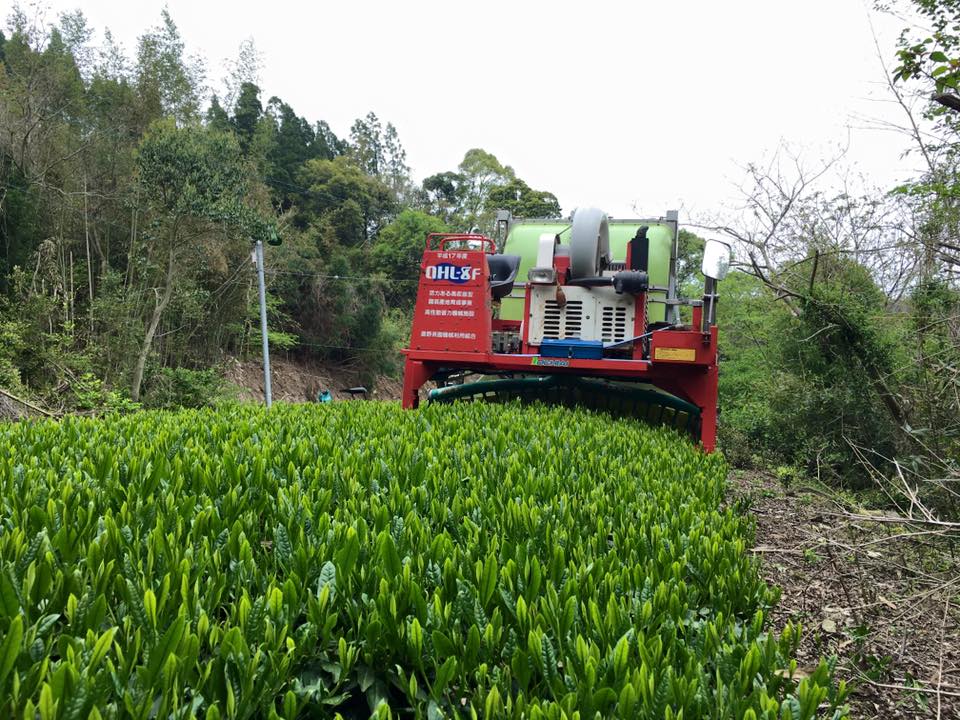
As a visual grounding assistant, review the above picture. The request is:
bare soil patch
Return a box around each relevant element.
[224,357,402,404]
[732,469,960,719]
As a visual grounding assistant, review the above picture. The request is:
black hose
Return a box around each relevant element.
[566,276,613,287]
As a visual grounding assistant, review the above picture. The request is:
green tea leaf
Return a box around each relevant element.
[432,630,455,657]
[144,615,186,687]
[317,561,337,599]
[377,530,401,579]
[89,626,117,670]
[0,613,23,689]
[433,657,457,696]
[335,527,360,579]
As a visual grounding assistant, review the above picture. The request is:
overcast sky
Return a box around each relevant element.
[22,0,926,219]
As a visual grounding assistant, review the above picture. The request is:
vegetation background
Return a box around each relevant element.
[0,1,957,508]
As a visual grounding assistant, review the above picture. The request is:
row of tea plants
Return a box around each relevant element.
[0,402,847,718]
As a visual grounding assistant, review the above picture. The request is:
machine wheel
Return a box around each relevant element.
[570,207,610,279]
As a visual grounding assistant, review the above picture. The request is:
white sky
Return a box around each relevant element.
[18,0,927,219]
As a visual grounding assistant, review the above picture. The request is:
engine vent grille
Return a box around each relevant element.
[600,305,629,343]
[542,300,583,339]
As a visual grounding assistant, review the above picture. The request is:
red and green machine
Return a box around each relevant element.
[401,208,731,451]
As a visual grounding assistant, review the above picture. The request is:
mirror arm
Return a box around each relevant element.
[701,276,718,332]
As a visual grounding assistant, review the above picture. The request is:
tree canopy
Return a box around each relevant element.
[0,6,563,408]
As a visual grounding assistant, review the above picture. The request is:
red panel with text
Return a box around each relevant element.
[408,235,492,354]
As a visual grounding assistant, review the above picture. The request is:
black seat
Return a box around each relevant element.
[487,254,521,300]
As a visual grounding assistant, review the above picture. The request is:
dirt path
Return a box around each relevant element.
[732,470,960,719]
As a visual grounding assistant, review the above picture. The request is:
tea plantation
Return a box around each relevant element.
[0,403,847,718]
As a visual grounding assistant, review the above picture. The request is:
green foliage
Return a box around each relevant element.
[263,98,343,208]
[0,8,563,407]
[359,308,409,380]
[717,273,787,463]
[297,156,396,243]
[137,120,252,230]
[717,262,904,484]
[135,8,203,123]
[421,171,463,225]
[130,119,274,401]
[0,313,28,390]
[458,148,515,230]
[486,178,561,219]
[370,209,449,305]
[677,229,707,294]
[893,0,960,95]
[231,82,263,153]
[70,372,140,413]
[0,162,45,290]
[899,279,960,466]
[779,260,900,481]
[420,149,561,232]
[347,112,411,202]
[141,367,229,409]
[0,402,847,718]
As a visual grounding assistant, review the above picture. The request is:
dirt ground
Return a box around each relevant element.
[731,470,960,719]
[224,357,403,404]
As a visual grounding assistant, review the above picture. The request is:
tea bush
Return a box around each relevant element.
[0,402,846,718]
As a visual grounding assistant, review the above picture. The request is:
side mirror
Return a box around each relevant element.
[701,239,731,280]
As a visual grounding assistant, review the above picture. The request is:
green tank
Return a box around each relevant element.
[499,218,675,322]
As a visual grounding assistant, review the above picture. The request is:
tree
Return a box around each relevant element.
[56,9,93,80]
[231,81,262,153]
[486,178,561,219]
[369,209,448,304]
[703,148,913,402]
[884,0,960,276]
[676,229,706,293]
[891,0,960,116]
[0,15,85,188]
[457,148,515,231]
[297,156,396,245]
[130,120,270,401]
[135,9,204,124]
[382,122,412,203]
[347,112,411,203]
[348,111,384,176]
[315,119,346,158]
[0,11,86,298]
[206,95,231,133]
[221,37,261,110]
[421,171,463,224]
[263,97,342,208]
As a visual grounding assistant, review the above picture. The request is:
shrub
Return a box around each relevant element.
[141,366,229,409]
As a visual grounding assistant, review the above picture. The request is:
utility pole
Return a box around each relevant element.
[254,238,273,408]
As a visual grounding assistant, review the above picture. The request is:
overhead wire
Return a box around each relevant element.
[252,263,417,356]
[264,268,420,284]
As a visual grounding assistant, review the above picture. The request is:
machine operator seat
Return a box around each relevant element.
[487,254,521,300]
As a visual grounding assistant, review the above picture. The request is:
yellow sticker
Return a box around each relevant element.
[654,347,696,362]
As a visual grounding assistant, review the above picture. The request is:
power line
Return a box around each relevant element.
[291,339,396,352]
[264,269,420,284]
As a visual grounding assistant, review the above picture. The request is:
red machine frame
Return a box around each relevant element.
[401,233,720,452]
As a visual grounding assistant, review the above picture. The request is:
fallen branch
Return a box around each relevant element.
[750,546,804,555]
[837,511,960,529]
[936,595,951,720]
[0,387,54,417]
[853,675,960,699]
